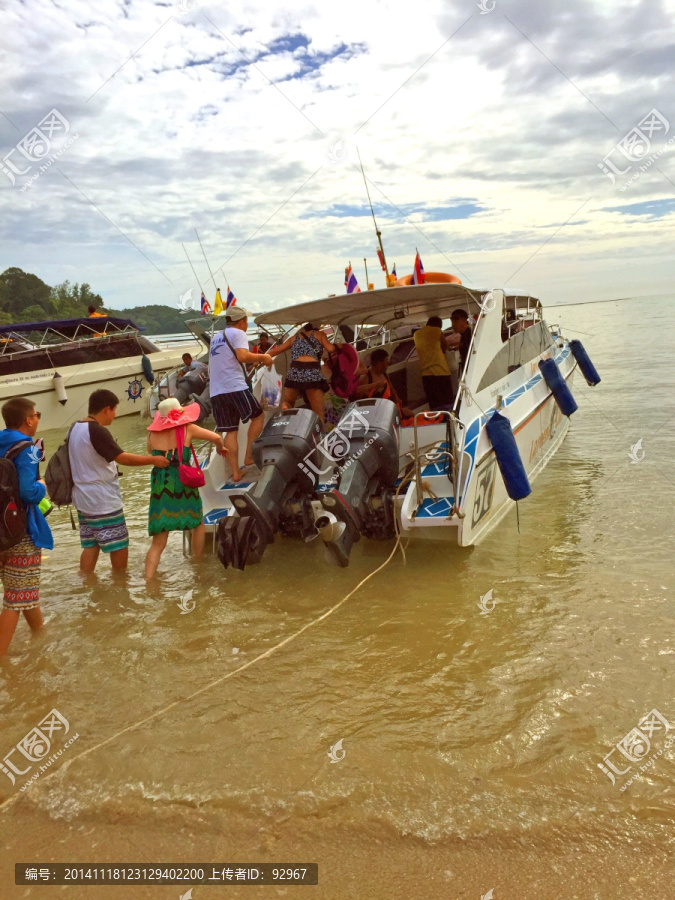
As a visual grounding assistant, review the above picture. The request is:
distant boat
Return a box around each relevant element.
[0,316,201,431]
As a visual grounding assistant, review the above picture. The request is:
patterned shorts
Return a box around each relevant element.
[0,534,41,611]
[78,508,129,553]
[212,390,263,433]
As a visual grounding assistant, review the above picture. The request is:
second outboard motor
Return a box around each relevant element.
[318,398,400,567]
[229,407,322,548]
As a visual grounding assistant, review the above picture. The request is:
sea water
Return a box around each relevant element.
[0,295,673,899]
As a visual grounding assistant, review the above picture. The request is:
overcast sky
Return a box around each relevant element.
[0,0,673,317]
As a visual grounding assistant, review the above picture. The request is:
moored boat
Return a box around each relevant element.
[0,316,201,431]
[196,279,600,565]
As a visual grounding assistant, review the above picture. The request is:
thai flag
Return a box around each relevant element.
[226,286,237,308]
[411,251,425,285]
[345,264,361,294]
[200,291,211,315]
[391,262,397,279]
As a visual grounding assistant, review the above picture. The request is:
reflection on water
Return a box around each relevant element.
[1,296,674,897]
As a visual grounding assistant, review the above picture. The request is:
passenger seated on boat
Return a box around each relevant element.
[178,353,207,378]
[174,354,208,407]
[355,349,415,419]
[270,323,335,424]
[502,308,517,341]
[413,316,455,411]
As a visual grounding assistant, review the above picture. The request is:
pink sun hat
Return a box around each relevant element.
[147,397,201,432]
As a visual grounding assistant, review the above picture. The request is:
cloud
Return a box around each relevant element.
[0,0,673,313]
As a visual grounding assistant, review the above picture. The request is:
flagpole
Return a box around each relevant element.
[194,228,217,290]
[363,257,369,288]
[182,243,204,293]
[356,147,390,284]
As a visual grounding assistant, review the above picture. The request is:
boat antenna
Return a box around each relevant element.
[194,227,217,291]
[357,146,390,284]
[182,242,203,293]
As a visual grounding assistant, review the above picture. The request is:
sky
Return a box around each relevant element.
[0,0,673,318]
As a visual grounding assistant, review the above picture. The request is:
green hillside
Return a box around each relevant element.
[0,268,193,334]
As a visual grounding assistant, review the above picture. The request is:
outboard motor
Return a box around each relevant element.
[318,398,400,567]
[229,408,322,550]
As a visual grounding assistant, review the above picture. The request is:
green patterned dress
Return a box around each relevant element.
[148,447,203,535]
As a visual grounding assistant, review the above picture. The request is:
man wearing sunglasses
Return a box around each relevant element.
[0,397,53,657]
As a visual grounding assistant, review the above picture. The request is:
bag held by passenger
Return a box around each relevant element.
[45,425,75,507]
[0,440,33,551]
[175,426,205,488]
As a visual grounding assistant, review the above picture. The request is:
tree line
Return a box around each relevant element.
[0,268,193,335]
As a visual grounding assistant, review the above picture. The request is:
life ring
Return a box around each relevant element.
[396,272,462,286]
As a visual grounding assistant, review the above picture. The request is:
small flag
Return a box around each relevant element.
[344,264,361,295]
[376,248,386,271]
[213,288,224,316]
[411,250,426,285]
[226,286,237,308]
[392,262,397,279]
[200,291,211,315]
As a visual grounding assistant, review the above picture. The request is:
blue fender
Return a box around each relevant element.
[141,354,154,385]
[569,340,601,386]
[539,358,577,417]
[486,411,531,501]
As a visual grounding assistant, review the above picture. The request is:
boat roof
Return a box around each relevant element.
[0,316,140,338]
[255,283,539,328]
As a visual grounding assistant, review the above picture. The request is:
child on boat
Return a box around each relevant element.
[145,398,228,579]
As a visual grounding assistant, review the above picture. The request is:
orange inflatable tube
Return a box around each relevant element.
[396,272,462,286]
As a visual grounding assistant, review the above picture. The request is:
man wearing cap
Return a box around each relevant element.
[209,307,274,483]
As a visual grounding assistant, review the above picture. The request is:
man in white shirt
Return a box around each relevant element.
[209,307,273,483]
[69,389,169,573]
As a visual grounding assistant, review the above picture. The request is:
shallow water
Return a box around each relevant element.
[1,295,673,899]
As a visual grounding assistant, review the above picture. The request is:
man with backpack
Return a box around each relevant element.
[0,397,53,657]
[68,389,169,573]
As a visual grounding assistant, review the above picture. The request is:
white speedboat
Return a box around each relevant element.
[0,316,201,431]
[197,278,600,565]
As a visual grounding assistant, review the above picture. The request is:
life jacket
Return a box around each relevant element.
[367,370,445,427]
[366,372,393,401]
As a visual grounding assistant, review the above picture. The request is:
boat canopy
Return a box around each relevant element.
[0,316,141,339]
[255,284,538,329]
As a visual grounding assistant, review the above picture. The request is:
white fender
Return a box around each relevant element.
[53,372,67,405]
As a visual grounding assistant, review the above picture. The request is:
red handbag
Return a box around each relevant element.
[175,426,205,488]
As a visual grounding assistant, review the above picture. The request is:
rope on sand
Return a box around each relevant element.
[0,530,406,813]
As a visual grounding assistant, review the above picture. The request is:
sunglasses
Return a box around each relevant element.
[28,412,42,420]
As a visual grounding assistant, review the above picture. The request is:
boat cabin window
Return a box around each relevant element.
[0,334,158,377]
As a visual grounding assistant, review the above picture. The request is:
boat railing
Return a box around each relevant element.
[409,410,462,519]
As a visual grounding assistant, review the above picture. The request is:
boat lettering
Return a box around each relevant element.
[490,379,509,398]
[0,372,56,385]
[471,461,496,528]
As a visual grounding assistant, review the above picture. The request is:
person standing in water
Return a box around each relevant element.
[0,398,53,657]
[145,398,228,579]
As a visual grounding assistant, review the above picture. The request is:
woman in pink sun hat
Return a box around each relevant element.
[145,398,228,578]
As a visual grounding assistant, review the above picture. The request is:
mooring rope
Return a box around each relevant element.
[0,528,407,812]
